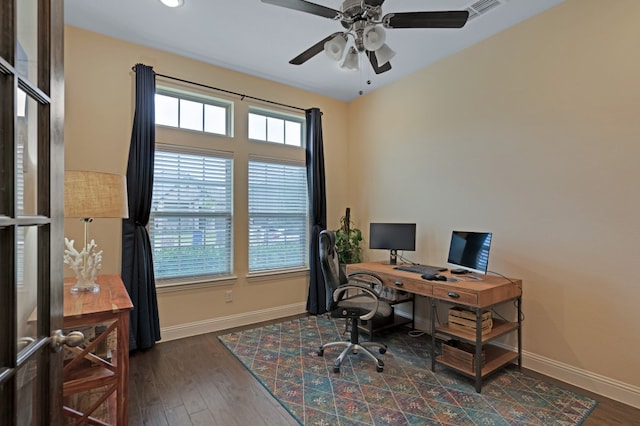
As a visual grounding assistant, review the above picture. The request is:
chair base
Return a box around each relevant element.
[318,340,387,373]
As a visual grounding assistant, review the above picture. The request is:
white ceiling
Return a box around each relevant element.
[64,0,564,102]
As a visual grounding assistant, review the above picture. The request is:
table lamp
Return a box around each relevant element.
[64,171,128,293]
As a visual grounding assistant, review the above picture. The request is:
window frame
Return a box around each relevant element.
[248,106,305,147]
[155,86,234,137]
[151,85,312,289]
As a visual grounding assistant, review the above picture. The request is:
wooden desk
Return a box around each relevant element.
[63,275,133,425]
[347,262,522,392]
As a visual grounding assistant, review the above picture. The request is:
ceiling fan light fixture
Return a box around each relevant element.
[324,34,347,61]
[340,47,359,71]
[363,25,386,51]
[374,43,395,65]
[160,0,184,7]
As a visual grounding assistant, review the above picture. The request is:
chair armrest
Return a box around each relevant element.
[333,284,380,321]
[346,271,384,296]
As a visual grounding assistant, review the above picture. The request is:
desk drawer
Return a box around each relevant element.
[375,272,432,297]
[433,287,478,305]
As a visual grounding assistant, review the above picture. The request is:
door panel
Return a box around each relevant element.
[0,1,65,425]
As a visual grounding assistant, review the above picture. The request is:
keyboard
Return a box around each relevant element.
[394,264,448,275]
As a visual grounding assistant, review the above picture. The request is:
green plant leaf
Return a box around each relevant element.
[335,214,363,264]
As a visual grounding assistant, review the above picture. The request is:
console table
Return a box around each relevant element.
[63,274,133,424]
[347,262,522,392]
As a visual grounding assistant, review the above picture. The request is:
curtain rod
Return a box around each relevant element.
[132,65,308,113]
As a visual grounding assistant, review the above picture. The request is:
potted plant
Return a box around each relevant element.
[335,207,363,264]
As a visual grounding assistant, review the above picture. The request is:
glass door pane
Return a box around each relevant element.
[16,357,41,425]
[17,226,39,356]
[16,92,38,216]
[16,0,38,82]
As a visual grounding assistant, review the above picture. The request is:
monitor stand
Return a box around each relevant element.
[450,268,469,274]
[389,249,397,265]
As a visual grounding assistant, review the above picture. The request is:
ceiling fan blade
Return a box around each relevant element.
[289,32,343,65]
[367,51,392,74]
[261,0,340,20]
[383,11,469,29]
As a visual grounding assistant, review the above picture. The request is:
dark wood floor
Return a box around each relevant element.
[128,317,640,425]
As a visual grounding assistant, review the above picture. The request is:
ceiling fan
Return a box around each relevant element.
[261,0,469,74]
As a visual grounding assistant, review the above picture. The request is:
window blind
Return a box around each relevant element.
[16,136,25,285]
[150,149,233,280]
[248,159,308,272]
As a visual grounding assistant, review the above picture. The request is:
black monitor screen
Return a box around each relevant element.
[369,223,416,264]
[447,231,492,274]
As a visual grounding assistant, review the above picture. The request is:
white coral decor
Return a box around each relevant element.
[64,237,103,292]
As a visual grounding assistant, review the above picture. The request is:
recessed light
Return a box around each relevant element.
[160,0,184,7]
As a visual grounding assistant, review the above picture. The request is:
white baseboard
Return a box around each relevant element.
[159,302,307,342]
[523,349,640,409]
[402,313,640,409]
[160,306,639,410]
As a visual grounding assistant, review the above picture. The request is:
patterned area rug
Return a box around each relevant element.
[218,316,597,425]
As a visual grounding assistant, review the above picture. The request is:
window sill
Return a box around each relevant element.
[246,267,309,283]
[156,275,238,293]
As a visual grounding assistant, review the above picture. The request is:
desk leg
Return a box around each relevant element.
[475,309,483,393]
[117,311,130,425]
[411,296,416,331]
[430,298,437,372]
[517,296,522,369]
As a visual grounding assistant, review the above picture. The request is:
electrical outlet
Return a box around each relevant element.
[225,290,233,303]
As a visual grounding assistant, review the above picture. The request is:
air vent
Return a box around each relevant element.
[465,0,507,21]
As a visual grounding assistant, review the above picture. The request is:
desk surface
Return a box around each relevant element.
[347,262,522,308]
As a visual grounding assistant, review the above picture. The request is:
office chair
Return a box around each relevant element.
[317,230,392,373]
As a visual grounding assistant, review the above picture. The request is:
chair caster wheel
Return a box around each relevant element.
[376,365,384,373]
[317,348,324,357]
[379,347,386,354]
[333,366,340,373]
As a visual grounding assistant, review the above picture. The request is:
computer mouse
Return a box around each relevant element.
[422,273,448,281]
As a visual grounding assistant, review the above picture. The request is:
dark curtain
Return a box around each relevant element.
[305,108,327,314]
[121,63,161,351]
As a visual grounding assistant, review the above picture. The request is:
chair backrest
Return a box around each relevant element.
[319,230,348,312]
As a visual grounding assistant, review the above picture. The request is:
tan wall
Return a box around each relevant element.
[64,27,350,328]
[65,0,639,399]
[348,0,640,388]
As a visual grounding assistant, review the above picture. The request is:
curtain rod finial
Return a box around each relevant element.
[131,63,155,72]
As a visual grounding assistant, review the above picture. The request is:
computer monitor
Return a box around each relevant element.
[447,231,492,274]
[369,223,416,265]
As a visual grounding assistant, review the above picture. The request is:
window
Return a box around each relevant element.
[248,108,303,146]
[150,147,233,281]
[248,159,308,272]
[152,86,309,284]
[155,88,231,136]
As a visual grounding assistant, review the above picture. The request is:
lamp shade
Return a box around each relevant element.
[340,47,360,71]
[324,34,347,61]
[64,171,129,219]
[374,43,396,66]
[363,25,386,51]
